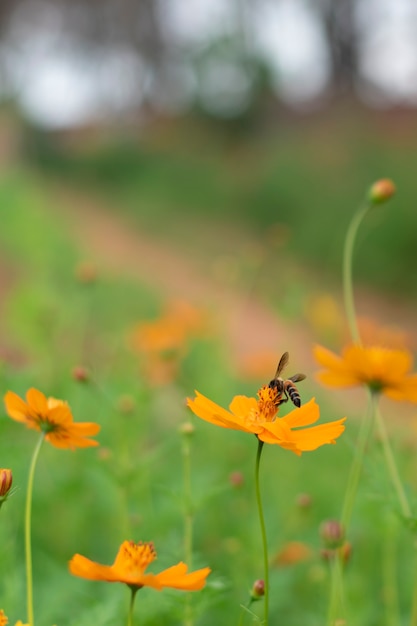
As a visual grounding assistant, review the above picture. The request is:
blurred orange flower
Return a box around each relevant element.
[4,388,100,449]
[273,541,312,567]
[69,540,210,591]
[131,299,209,385]
[314,344,417,402]
[187,387,346,455]
[0,611,7,626]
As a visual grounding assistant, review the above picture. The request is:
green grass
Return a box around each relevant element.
[0,166,416,625]
[25,106,417,300]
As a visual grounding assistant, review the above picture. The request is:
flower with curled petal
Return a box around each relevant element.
[314,344,417,402]
[187,386,345,455]
[69,540,210,591]
[4,388,100,449]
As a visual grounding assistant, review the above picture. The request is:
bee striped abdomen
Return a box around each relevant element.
[285,382,301,408]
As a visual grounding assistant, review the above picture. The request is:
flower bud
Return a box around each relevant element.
[320,519,345,549]
[295,492,312,509]
[72,365,90,383]
[116,394,136,415]
[179,421,195,436]
[229,471,244,488]
[251,579,265,599]
[369,179,396,204]
[0,468,13,498]
[75,261,98,285]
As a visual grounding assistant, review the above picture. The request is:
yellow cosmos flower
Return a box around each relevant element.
[69,540,210,591]
[4,388,100,449]
[187,386,346,456]
[314,344,417,402]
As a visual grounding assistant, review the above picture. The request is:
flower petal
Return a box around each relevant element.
[69,554,120,582]
[154,562,211,591]
[4,391,31,424]
[187,392,250,432]
[26,388,48,415]
[289,418,347,451]
[281,398,320,428]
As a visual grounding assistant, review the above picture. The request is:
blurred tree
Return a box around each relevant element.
[316,0,360,94]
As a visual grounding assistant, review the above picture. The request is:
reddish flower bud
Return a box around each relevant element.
[251,579,265,599]
[229,471,244,488]
[75,261,98,285]
[72,365,90,383]
[0,468,13,503]
[295,492,312,509]
[116,395,136,415]
[320,519,345,549]
[369,179,396,204]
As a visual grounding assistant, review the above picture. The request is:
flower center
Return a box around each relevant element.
[249,386,279,423]
[120,541,157,575]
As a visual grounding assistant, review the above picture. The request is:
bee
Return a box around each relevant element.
[268,352,306,408]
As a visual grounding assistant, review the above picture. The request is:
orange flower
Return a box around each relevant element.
[69,540,210,591]
[0,610,7,626]
[187,387,346,456]
[314,344,417,402]
[4,388,100,449]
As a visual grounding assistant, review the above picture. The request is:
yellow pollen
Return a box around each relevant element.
[256,386,279,422]
[123,541,156,574]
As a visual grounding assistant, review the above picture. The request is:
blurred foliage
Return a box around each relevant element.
[24,105,417,301]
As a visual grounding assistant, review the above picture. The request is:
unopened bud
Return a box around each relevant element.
[229,471,244,488]
[296,492,312,509]
[251,579,265,599]
[0,469,13,506]
[116,394,136,415]
[179,421,195,436]
[320,519,345,549]
[75,261,98,285]
[369,179,396,205]
[72,365,90,383]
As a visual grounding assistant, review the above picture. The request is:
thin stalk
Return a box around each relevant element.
[374,404,411,519]
[382,513,400,626]
[182,423,194,626]
[327,393,375,625]
[343,201,371,344]
[127,587,138,626]
[341,393,376,531]
[327,554,346,626]
[254,439,269,626]
[25,433,44,626]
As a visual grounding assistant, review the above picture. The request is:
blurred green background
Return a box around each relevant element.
[0,1,417,624]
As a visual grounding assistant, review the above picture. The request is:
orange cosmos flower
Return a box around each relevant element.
[314,344,417,402]
[4,388,100,449]
[69,540,210,591]
[187,387,346,455]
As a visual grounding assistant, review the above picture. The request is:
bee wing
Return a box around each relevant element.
[274,351,289,378]
[289,373,306,383]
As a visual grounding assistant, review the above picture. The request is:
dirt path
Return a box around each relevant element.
[54,186,315,375]
[50,184,416,420]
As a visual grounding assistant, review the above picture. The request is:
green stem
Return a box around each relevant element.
[127,587,138,626]
[25,433,44,626]
[343,202,371,344]
[254,439,269,626]
[374,404,411,519]
[182,423,194,626]
[327,554,345,626]
[341,393,376,531]
[327,394,375,625]
[382,512,399,626]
